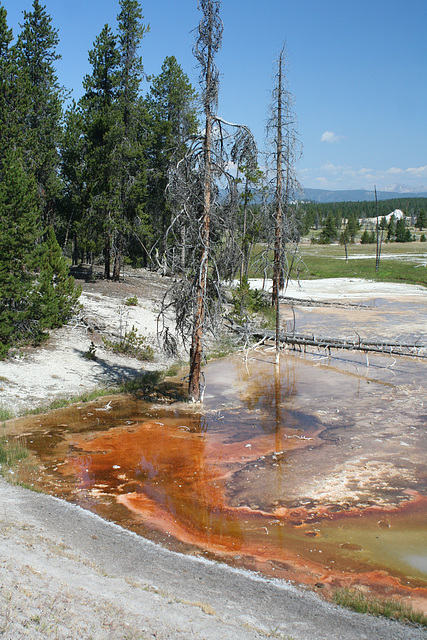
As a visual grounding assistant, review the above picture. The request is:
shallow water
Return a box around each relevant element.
[10,339,427,605]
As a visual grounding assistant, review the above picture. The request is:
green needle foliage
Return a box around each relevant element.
[32,226,81,330]
[0,156,81,357]
[0,151,42,357]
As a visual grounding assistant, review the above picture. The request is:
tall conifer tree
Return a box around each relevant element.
[145,55,198,255]
[0,151,40,357]
[15,0,65,225]
[81,24,120,279]
[112,0,149,280]
[60,101,87,264]
[0,6,15,172]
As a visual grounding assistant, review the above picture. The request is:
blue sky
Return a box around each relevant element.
[3,0,427,192]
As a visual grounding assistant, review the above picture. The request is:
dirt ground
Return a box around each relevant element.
[0,269,426,640]
[0,268,178,415]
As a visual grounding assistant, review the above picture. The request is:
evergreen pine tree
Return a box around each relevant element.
[60,101,88,264]
[0,6,15,172]
[320,212,338,243]
[112,0,149,279]
[81,24,120,279]
[145,56,198,255]
[415,209,426,230]
[31,225,81,330]
[0,151,41,356]
[387,214,397,241]
[0,150,80,358]
[346,212,360,242]
[395,217,411,243]
[15,0,65,226]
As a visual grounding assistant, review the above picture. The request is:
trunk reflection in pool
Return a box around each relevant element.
[12,348,427,609]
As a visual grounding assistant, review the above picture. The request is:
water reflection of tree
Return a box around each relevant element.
[65,412,244,550]
[239,359,298,435]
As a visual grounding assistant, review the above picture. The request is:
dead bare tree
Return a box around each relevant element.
[375,185,383,272]
[162,0,256,402]
[266,45,302,365]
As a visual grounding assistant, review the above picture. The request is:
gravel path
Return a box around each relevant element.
[1,478,425,640]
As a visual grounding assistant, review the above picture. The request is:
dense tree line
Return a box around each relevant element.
[0,2,79,357]
[301,198,427,235]
[59,2,199,278]
[0,0,200,356]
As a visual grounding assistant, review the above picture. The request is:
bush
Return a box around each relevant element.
[102,326,154,361]
[125,295,138,306]
[420,233,426,242]
[232,277,268,317]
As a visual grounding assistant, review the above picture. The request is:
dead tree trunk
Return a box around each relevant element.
[272,54,283,366]
[112,232,123,281]
[375,185,382,272]
[189,105,212,401]
[104,232,111,280]
[187,0,217,402]
[230,321,426,359]
[268,47,301,366]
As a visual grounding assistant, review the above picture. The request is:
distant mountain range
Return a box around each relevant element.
[300,187,427,203]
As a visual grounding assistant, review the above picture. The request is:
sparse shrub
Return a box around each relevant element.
[164,361,183,378]
[103,326,154,361]
[83,341,97,360]
[207,334,237,360]
[125,295,138,306]
[420,233,426,242]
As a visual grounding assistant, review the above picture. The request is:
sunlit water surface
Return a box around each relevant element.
[10,339,427,607]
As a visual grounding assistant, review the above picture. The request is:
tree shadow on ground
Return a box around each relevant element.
[74,348,187,403]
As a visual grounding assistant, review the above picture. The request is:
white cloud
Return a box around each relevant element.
[298,162,427,192]
[320,131,343,143]
[406,165,427,176]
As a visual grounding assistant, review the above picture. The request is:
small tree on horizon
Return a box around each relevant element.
[415,209,426,231]
[319,212,338,243]
[395,217,412,243]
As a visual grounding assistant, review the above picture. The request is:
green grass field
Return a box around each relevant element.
[249,240,427,287]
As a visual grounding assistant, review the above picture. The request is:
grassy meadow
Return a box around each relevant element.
[249,238,427,287]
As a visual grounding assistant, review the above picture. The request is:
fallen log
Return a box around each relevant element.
[279,295,370,309]
[229,322,426,358]
[249,289,370,309]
